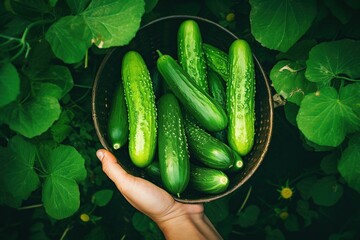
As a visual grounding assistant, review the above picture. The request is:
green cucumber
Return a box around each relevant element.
[208,70,227,142]
[227,39,256,156]
[145,161,161,181]
[107,82,128,150]
[122,51,157,168]
[156,52,228,132]
[228,151,244,172]
[190,165,229,194]
[178,20,208,93]
[184,118,234,170]
[203,43,229,82]
[157,93,190,196]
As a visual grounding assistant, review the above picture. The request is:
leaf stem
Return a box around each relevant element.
[237,186,252,214]
[18,203,43,210]
[59,225,72,240]
[335,75,359,82]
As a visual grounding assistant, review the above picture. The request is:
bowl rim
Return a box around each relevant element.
[92,15,274,203]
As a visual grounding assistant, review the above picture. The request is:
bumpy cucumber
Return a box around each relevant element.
[107,82,128,150]
[227,39,256,156]
[190,165,229,194]
[121,51,157,167]
[178,20,208,93]
[157,93,190,196]
[208,70,227,142]
[156,52,228,132]
[203,43,229,82]
[184,118,234,170]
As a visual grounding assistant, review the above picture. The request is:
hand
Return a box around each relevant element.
[96,149,222,240]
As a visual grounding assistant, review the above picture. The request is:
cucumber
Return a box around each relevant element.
[190,165,229,194]
[228,151,244,172]
[157,93,190,197]
[121,51,157,168]
[156,52,228,132]
[208,70,227,142]
[227,39,255,156]
[107,82,128,150]
[203,43,229,82]
[184,118,234,170]
[144,161,161,181]
[178,20,208,93]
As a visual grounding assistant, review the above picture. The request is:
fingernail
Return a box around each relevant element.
[96,150,104,161]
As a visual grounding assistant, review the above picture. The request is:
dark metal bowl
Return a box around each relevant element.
[92,15,273,203]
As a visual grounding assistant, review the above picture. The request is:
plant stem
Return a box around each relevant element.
[59,225,72,240]
[237,186,252,214]
[18,203,43,210]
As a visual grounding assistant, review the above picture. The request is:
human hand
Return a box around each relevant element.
[96,149,222,240]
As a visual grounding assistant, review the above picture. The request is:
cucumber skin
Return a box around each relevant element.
[157,93,190,196]
[190,166,229,194]
[227,39,256,156]
[122,51,157,168]
[156,53,228,132]
[184,119,234,170]
[107,82,128,150]
[208,70,227,142]
[178,20,209,93]
[203,43,229,82]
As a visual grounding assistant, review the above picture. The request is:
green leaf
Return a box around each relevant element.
[284,214,300,232]
[249,0,317,52]
[0,96,61,138]
[144,0,158,13]
[0,62,20,108]
[132,212,151,232]
[338,134,360,193]
[42,176,80,219]
[305,39,360,83]
[45,15,92,64]
[29,65,74,99]
[235,205,260,228]
[284,102,299,126]
[66,0,90,14]
[296,86,360,147]
[340,82,360,115]
[310,176,343,207]
[296,176,318,200]
[270,60,316,105]
[46,0,145,63]
[0,136,40,202]
[204,197,229,224]
[324,0,353,24]
[320,152,339,175]
[276,40,317,62]
[91,189,113,207]
[296,199,319,227]
[41,145,86,219]
[50,109,74,143]
[265,226,285,240]
[81,0,145,48]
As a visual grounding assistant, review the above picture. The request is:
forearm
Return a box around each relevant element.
[157,213,222,240]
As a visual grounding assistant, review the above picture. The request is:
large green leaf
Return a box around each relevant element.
[45,15,92,64]
[46,0,145,63]
[0,96,61,138]
[29,65,74,99]
[310,176,343,206]
[249,0,316,52]
[42,176,80,220]
[92,189,114,207]
[305,39,360,83]
[0,136,40,203]
[41,145,86,219]
[296,86,360,147]
[234,205,260,228]
[66,0,90,14]
[270,60,316,105]
[338,134,360,193]
[0,62,20,108]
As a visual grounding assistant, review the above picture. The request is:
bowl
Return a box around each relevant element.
[92,15,273,203]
